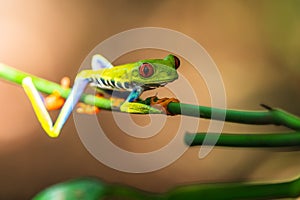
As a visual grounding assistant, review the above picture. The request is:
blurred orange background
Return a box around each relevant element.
[0,0,300,199]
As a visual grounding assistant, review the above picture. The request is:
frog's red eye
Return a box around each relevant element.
[173,56,180,69]
[139,63,154,78]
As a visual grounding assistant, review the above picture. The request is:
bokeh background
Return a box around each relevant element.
[0,0,300,199]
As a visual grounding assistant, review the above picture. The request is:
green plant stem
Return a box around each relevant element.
[0,63,112,110]
[33,177,300,200]
[168,102,300,130]
[165,178,297,200]
[1,63,300,130]
[185,132,300,147]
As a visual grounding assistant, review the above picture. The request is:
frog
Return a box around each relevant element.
[22,54,180,138]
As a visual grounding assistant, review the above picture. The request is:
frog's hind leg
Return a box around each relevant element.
[91,54,113,70]
[22,77,90,138]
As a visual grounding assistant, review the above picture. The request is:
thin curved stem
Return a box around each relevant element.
[167,102,300,130]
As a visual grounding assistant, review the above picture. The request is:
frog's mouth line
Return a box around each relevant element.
[143,82,168,90]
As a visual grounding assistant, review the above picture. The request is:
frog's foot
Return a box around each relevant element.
[44,90,65,110]
[120,102,162,114]
[76,102,100,114]
[149,96,180,115]
[110,97,125,108]
[75,93,103,114]
[44,77,70,110]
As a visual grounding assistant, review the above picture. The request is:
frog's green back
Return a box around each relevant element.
[77,54,179,90]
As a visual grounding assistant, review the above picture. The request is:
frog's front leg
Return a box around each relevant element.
[120,87,161,114]
[22,76,90,138]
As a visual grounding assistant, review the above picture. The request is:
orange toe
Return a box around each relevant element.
[150,97,179,115]
[76,102,100,114]
[45,91,65,110]
[60,76,70,89]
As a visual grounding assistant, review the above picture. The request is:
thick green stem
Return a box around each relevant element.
[166,179,296,200]
[185,132,300,147]
[33,177,300,200]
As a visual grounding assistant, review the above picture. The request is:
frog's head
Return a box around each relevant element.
[131,54,180,89]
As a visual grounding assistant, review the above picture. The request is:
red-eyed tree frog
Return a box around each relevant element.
[22,54,180,138]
